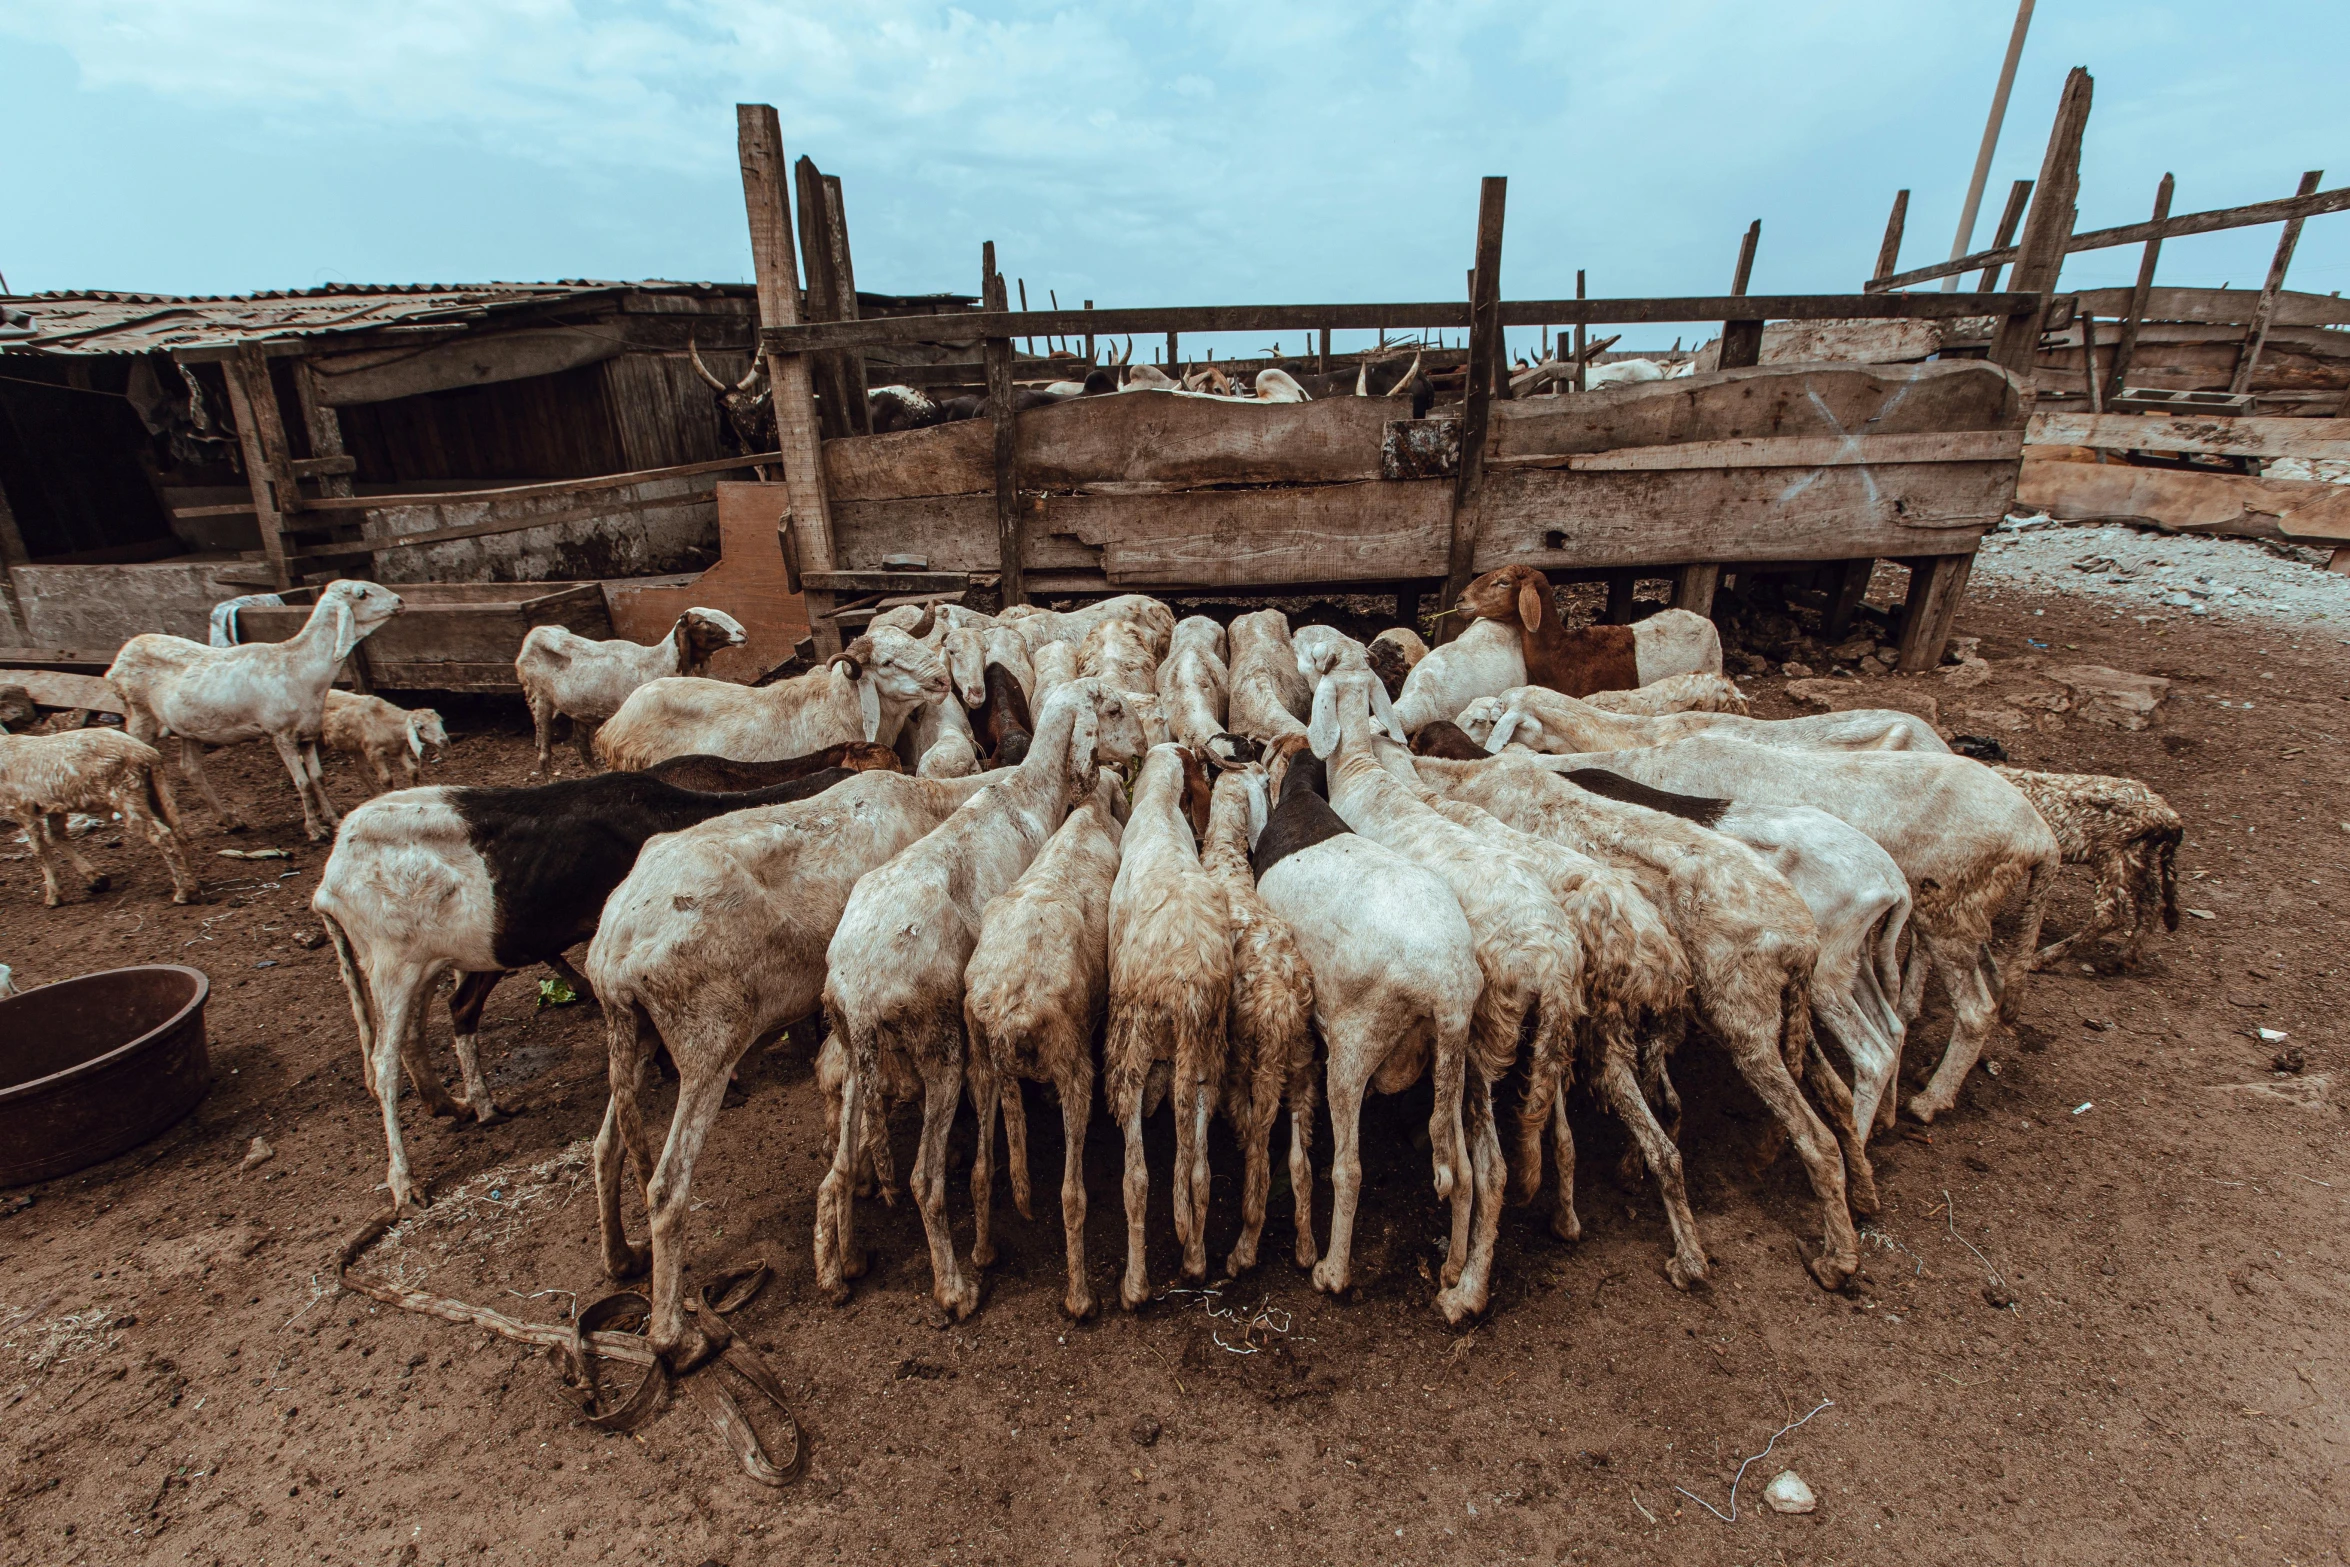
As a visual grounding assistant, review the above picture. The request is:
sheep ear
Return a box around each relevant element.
[1307,678,1340,761]
[857,672,882,743]
[1485,706,1522,754]
[1369,674,1401,740]
[406,715,426,760]
[1516,580,1544,634]
[1068,697,1102,788]
[328,601,363,664]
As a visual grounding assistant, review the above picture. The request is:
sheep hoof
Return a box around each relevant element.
[821,1279,854,1308]
[1434,1287,1481,1326]
[1118,1277,1152,1312]
[222,822,248,835]
[1063,1288,1096,1322]
[1665,1254,1711,1291]
[1223,1244,1257,1277]
[605,1243,650,1281]
[947,1281,981,1320]
[839,1246,870,1281]
[469,1104,513,1129]
[971,1241,997,1269]
[1903,1093,1944,1125]
[1807,1252,1857,1292]
[1310,1260,1347,1296]
[1292,1236,1318,1271]
[1550,1205,1583,1244]
[1439,1257,1465,1290]
[1845,1169,1881,1217]
[84,873,112,894]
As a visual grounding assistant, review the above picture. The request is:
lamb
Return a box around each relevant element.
[1005,593,1176,660]
[1992,765,2182,971]
[592,624,948,771]
[1585,671,1748,717]
[1538,738,2059,1124]
[1451,564,1722,697]
[816,680,1150,1318]
[1365,627,1429,699]
[1410,752,1860,1287]
[904,689,983,777]
[584,765,1008,1358]
[1232,753,1480,1302]
[1080,616,1161,695]
[1307,669,1595,1321]
[1099,743,1234,1305]
[1156,615,1251,765]
[108,578,404,841]
[1225,609,1312,745]
[515,608,746,774]
[0,728,202,908]
[1389,615,1526,738]
[316,761,875,1210]
[1201,768,1318,1274]
[321,691,448,795]
[961,770,1127,1318]
[1460,685,1948,757]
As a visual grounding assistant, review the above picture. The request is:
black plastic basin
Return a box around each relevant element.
[0,965,210,1186]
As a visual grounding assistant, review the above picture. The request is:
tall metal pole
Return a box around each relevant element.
[1942,0,2036,291]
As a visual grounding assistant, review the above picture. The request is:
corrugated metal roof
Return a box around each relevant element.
[0,280,743,357]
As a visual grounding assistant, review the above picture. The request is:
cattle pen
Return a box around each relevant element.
[732,104,2051,674]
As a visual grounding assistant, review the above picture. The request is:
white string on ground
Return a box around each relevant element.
[1673,1398,1835,1523]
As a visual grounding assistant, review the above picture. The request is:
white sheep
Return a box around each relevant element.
[107,579,403,841]
[515,607,745,773]
[1461,685,1949,757]
[321,690,448,795]
[962,769,1128,1318]
[1225,608,1312,746]
[0,728,201,907]
[1389,616,1525,738]
[592,624,948,771]
[1585,671,1748,717]
[817,680,1151,1318]
[1080,616,1160,696]
[1156,615,1247,765]
[1005,594,1175,661]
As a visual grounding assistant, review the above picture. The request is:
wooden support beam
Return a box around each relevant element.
[739,104,841,658]
[0,461,29,643]
[1990,67,2092,375]
[2232,168,2324,395]
[1573,269,1587,394]
[1975,179,2034,290]
[1719,221,1764,370]
[2079,311,2105,414]
[1603,572,1637,625]
[1875,190,1909,285]
[983,244,1025,609]
[1438,176,1507,636]
[1822,558,1874,639]
[2104,173,2173,404]
[1670,562,1720,618]
[794,155,852,441]
[1895,552,1975,671]
[823,173,873,436]
[220,344,299,590]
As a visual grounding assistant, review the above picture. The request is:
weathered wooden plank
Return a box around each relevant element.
[762,292,2040,355]
[2072,283,2350,330]
[1670,562,1721,616]
[802,570,971,594]
[2232,170,2325,395]
[2102,173,2174,404]
[289,451,781,514]
[1491,361,2025,460]
[833,494,1102,575]
[1056,484,1455,588]
[1442,177,1508,623]
[983,248,1024,607]
[2026,412,2350,461]
[1895,553,1974,672]
[1718,220,1765,371]
[1973,179,2034,290]
[1875,190,1909,284]
[4,670,123,715]
[305,329,623,406]
[1755,318,1943,365]
[820,391,1400,501]
[220,344,298,589]
[1991,67,2091,374]
[1473,461,2014,570]
[1487,430,2025,472]
[2017,456,2350,541]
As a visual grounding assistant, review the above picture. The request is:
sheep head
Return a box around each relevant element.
[677,607,748,672]
[1453,564,1553,633]
[405,708,449,761]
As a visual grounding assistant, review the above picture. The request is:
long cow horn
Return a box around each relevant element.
[736,354,766,394]
[1354,361,1369,396]
[1383,352,1423,397]
[688,334,730,392]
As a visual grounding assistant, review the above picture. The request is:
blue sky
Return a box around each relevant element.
[5,1,2345,355]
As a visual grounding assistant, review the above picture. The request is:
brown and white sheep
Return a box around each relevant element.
[1451,563,1721,696]
[1993,765,2182,970]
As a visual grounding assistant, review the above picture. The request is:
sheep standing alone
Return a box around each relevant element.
[962,770,1128,1318]
[1993,765,2182,970]
[322,691,448,795]
[1105,744,1234,1305]
[593,624,947,771]
[107,579,404,841]
[817,680,1150,1318]
[0,729,201,908]
[515,608,745,774]
[1201,768,1318,1273]
[585,766,1006,1356]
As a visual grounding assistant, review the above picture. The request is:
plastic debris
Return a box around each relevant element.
[2257,1027,2289,1043]
[536,976,579,1008]
[2072,1102,2093,1115]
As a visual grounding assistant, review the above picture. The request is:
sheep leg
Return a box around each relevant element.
[447,969,509,1125]
[1594,1050,1713,1290]
[269,730,335,842]
[18,812,69,906]
[115,782,201,904]
[1287,1086,1319,1271]
[813,1064,867,1304]
[540,952,597,1007]
[966,1054,999,1270]
[1169,1077,1213,1282]
[572,719,598,771]
[392,972,467,1121]
[1310,1070,1365,1298]
[1001,1075,1034,1221]
[180,738,244,831]
[642,1061,733,1360]
[1547,1089,1581,1242]
[319,913,376,1096]
[1907,927,2002,1125]
[1897,942,1930,1025]
[1509,1055,1565,1209]
[594,1002,657,1280]
[1058,1065,1096,1320]
[528,697,557,775]
[1434,1074,1507,1325]
[301,740,338,819]
[1226,1080,1282,1277]
[1709,1007,1855,1290]
[42,811,108,893]
[2034,851,2125,970]
[1998,858,2056,1019]
[1116,1085,1154,1311]
[367,961,433,1209]
[910,1058,980,1319]
[1801,1034,1878,1218]
[1429,1040,1474,1294]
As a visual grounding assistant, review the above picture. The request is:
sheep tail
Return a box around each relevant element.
[142,753,182,833]
[1778,968,1815,1083]
[319,910,377,1077]
[2155,824,2181,933]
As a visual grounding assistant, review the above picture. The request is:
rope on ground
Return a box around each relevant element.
[333,1209,801,1485]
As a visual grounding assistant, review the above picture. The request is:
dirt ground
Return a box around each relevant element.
[2,565,2345,1567]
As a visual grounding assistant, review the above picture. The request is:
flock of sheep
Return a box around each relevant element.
[0,569,2184,1372]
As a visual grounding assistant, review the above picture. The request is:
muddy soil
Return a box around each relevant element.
[1,582,2344,1567]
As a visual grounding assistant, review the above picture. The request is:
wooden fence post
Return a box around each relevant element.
[983,243,1024,609]
[1085,300,1095,365]
[739,103,843,658]
[822,174,873,435]
[220,344,299,590]
[1990,67,2093,375]
[2104,173,2173,404]
[1974,179,2034,290]
[792,156,852,442]
[2231,168,2324,395]
[1719,221,1764,369]
[1874,190,1909,284]
[1572,269,1587,393]
[1438,176,1507,635]
[1895,553,1975,673]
